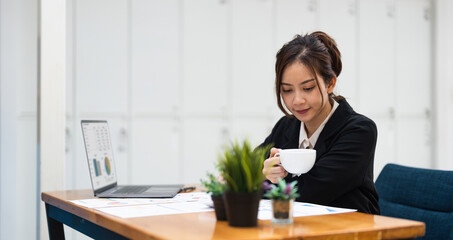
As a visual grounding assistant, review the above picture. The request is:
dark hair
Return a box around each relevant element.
[275,31,345,116]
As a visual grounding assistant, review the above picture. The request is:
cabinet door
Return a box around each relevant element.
[396,117,431,168]
[231,117,272,148]
[373,117,396,179]
[394,0,431,168]
[110,119,130,182]
[75,0,128,114]
[358,0,397,174]
[182,118,228,183]
[275,0,318,48]
[182,0,229,115]
[318,0,358,106]
[131,0,180,115]
[395,0,431,115]
[274,0,318,119]
[358,0,395,115]
[130,118,181,184]
[231,0,274,116]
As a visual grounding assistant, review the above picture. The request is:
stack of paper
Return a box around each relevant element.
[71,192,356,219]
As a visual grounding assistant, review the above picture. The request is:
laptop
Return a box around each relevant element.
[81,120,183,198]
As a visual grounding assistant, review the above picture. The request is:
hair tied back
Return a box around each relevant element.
[311,31,342,77]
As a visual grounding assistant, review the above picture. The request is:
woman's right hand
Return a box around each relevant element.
[262,147,288,183]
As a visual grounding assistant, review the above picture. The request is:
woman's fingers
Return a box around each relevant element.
[264,165,287,183]
[263,151,285,183]
[270,147,279,157]
[263,157,281,168]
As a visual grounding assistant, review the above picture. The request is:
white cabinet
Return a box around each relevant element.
[358,0,396,115]
[394,0,431,168]
[274,0,318,48]
[395,0,431,115]
[131,0,181,115]
[129,0,182,185]
[358,0,396,176]
[75,0,128,114]
[231,117,274,148]
[65,0,433,191]
[396,117,431,167]
[373,117,397,178]
[273,0,318,119]
[318,0,358,106]
[357,0,432,172]
[182,0,229,115]
[70,0,130,191]
[231,0,274,116]
[130,118,181,184]
[108,119,130,182]
[182,118,228,183]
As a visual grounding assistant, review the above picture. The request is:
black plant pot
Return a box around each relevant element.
[223,192,261,227]
[211,195,227,221]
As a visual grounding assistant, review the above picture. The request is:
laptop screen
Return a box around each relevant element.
[81,121,117,191]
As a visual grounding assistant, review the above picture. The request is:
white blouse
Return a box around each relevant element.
[298,100,339,149]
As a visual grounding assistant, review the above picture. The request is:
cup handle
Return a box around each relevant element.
[273,152,282,167]
[273,148,282,158]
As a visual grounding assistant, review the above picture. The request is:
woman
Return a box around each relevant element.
[261,31,379,214]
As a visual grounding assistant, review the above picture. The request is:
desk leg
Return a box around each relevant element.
[45,203,129,239]
[45,203,65,240]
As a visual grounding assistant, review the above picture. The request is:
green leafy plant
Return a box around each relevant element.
[218,140,272,193]
[200,172,224,196]
[262,178,300,201]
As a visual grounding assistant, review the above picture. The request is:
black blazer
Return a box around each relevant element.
[261,99,380,214]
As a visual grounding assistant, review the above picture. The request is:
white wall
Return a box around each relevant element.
[1,0,453,239]
[39,0,66,239]
[0,0,38,239]
[66,0,436,197]
[434,0,453,170]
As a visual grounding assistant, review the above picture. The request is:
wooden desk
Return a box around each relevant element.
[42,189,425,240]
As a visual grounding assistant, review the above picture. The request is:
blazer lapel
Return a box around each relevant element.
[314,100,354,159]
[281,117,300,149]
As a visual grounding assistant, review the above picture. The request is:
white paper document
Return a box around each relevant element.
[71,197,177,208]
[98,201,213,218]
[71,192,355,219]
[257,200,356,220]
[70,192,211,209]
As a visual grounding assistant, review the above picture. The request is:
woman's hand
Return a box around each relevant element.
[262,147,288,183]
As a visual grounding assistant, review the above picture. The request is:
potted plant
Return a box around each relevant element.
[262,179,300,224]
[217,140,272,227]
[200,172,226,220]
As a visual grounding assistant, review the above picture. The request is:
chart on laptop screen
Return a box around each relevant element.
[82,121,117,190]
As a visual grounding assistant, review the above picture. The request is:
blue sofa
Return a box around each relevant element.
[375,163,453,239]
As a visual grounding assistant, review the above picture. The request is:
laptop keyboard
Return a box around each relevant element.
[113,186,149,194]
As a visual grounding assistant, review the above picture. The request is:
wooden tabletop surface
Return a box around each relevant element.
[42,189,425,240]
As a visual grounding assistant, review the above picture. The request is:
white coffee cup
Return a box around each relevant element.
[274,149,316,174]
